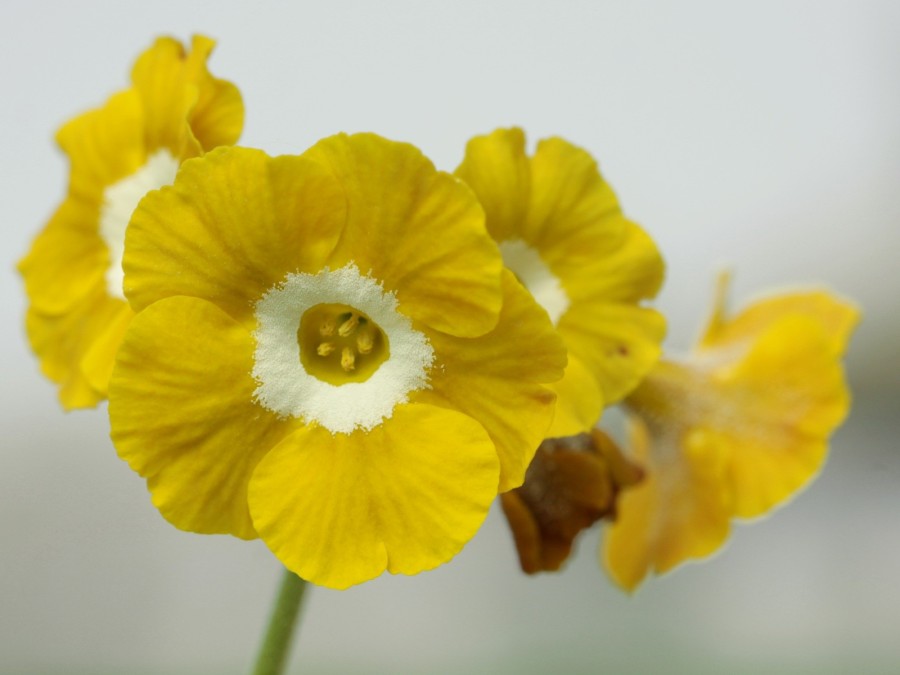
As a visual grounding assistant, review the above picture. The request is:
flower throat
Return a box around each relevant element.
[298,303,389,385]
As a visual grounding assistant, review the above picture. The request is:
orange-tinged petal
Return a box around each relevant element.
[415,271,566,491]
[500,491,543,574]
[109,296,291,539]
[124,147,347,325]
[248,404,499,589]
[304,132,504,338]
[454,127,531,242]
[603,419,731,591]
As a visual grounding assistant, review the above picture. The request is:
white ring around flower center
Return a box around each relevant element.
[251,263,435,434]
[99,150,180,300]
[499,239,570,325]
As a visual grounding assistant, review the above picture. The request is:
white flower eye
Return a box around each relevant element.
[252,263,434,434]
[99,149,180,299]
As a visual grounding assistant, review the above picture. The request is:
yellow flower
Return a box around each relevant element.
[455,127,666,437]
[603,274,860,591]
[18,35,243,409]
[107,134,567,589]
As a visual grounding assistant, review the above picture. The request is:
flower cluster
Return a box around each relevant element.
[21,35,858,591]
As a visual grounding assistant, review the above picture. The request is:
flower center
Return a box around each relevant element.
[99,150,180,300]
[252,264,435,434]
[499,239,569,325]
[298,304,389,385]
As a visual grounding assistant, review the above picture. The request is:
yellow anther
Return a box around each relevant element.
[341,346,356,371]
[316,342,335,357]
[356,329,374,355]
[338,313,359,337]
[319,317,336,337]
[299,303,388,385]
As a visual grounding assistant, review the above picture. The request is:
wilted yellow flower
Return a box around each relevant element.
[108,134,566,589]
[501,429,643,574]
[603,274,860,591]
[19,35,243,408]
[456,127,666,436]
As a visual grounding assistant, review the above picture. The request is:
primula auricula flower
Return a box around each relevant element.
[455,127,666,437]
[107,134,567,589]
[603,274,860,591]
[18,35,243,409]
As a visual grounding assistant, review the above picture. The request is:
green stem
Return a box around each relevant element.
[252,568,309,675]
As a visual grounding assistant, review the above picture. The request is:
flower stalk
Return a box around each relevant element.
[252,568,308,675]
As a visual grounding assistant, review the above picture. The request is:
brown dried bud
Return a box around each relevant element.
[501,429,644,574]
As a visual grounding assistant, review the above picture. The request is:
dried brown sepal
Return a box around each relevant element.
[501,429,644,574]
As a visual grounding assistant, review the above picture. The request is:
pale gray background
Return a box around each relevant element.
[2,1,899,673]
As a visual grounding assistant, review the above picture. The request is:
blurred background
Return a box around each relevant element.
[2,1,898,673]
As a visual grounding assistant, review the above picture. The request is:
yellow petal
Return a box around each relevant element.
[19,197,106,315]
[303,132,504,338]
[559,302,666,404]
[124,147,347,325]
[248,404,499,589]
[545,354,605,438]
[716,315,853,518]
[415,271,566,491]
[700,275,859,357]
[24,283,127,410]
[109,296,291,539]
[25,305,105,410]
[130,37,203,159]
[81,301,134,396]
[56,89,146,203]
[602,418,731,591]
[563,220,665,304]
[552,221,665,403]
[523,136,622,261]
[454,127,531,242]
[182,35,244,151]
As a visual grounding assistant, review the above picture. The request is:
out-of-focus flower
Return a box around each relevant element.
[108,134,566,589]
[19,35,243,408]
[603,274,860,591]
[455,127,666,436]
[501,429,643,574]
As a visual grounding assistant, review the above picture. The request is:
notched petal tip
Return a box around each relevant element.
[249,405,499,589]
